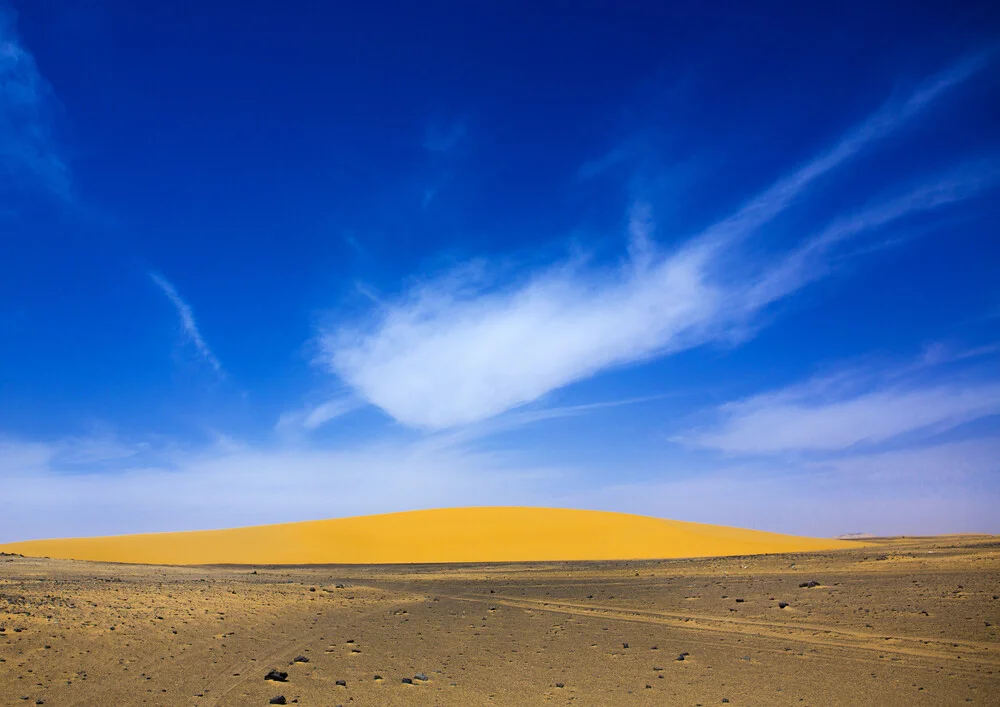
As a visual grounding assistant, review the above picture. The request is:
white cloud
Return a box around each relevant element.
[682,370,1000,454]
[275,396,364,432]
[321,60,994,430]
[0,5,70,198]
[150,272,223,374]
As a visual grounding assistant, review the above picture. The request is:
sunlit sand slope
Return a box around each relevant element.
[0,507,860,565]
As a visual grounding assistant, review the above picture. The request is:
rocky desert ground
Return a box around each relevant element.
[1,535,997,706]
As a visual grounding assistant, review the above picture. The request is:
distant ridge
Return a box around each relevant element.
[0,507,863,566]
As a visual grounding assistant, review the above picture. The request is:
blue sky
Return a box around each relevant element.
[2,1,999,541]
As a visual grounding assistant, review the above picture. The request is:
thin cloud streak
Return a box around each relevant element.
[0,5,70,198]
[150,272,223,374]
[276,396,364,432]
[322,59,994,431]
[682,372,1000,454]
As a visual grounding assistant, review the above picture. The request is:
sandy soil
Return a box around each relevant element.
[1,535,997,706]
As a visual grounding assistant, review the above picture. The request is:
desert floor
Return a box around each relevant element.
[1,535,997,706]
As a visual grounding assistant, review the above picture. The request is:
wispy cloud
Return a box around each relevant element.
[322,59,994,430]
[681,364,1000,455]
[150,272,223,374]
[423,118,467,154]
[0,4,70,199]
[275,396,364,432]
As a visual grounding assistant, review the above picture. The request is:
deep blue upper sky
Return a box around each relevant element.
[2,1,999,540]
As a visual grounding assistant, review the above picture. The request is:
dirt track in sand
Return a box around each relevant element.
[1,535,997,705]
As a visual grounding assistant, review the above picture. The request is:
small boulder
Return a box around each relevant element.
[264,670,288,682]
[292,656,309,663]
[401,678,414,684]
[414,673,429,681]
[335,680,346,687]
[779,602,789,609]
[269,697,286,705]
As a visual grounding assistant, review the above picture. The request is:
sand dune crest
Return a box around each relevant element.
[0,507,859,565]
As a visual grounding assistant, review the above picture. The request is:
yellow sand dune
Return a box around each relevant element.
[0,507,860,565]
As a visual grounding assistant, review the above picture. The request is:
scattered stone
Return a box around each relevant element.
[268,697,286,705]
[414,673,429,681]
[799,581,820,588]
[335,680,346,687]
[622,642,629,649]
[335,584,345,589]
[676,652,689,661]
[264,669,288,682]
[374,675,383,681]
[722,699,730,703]
[401,677,414,684]
[555,683,565,688]
[292,656,308,663]
[779,602,789,609]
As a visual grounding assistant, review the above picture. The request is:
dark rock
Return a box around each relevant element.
[555,683,565,688]
[335,584,345,589]
[264,670,288,682]
[799,581,820,588]
[414,673,429,681]
[779,602,789,609]
[292,656,308,663]
[722,699,730,703]
[335,680,346,687]
[401,677,414,684]
[622,643,629,649]
[735,598,744,603]
[374,675,383,681]
[676,652,689,661]
[268,697,286,705]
